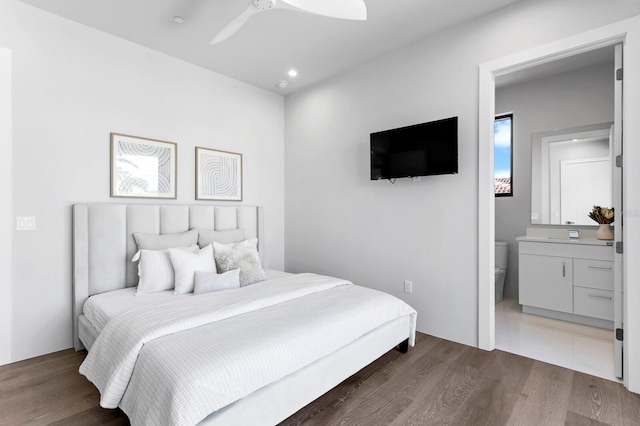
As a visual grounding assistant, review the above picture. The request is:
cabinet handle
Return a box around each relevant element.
[562,262,565,277]
[587,265,612,270]
[588,294,613,301]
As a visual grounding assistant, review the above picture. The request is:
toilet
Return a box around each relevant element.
[495,241,509,303]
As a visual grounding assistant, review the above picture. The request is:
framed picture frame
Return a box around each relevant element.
[110,133,177,199]
[195,147,243,201]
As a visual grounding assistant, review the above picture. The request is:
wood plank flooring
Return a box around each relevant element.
[1,333,638,425]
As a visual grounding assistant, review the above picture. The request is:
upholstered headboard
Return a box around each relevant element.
[72,203,264,350]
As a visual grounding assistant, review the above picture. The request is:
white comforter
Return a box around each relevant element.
[79,273,417,426]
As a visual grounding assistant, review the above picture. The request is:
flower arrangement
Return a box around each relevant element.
[588,206,614,225]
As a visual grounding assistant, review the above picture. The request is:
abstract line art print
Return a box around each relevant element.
[110,133,177,199]
[196,147,242,201]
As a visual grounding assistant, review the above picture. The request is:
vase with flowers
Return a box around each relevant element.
[589,206,614,240]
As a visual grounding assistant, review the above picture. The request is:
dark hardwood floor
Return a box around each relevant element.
[1,333,639,425]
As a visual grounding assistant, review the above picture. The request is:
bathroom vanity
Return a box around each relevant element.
[517,236,614,329]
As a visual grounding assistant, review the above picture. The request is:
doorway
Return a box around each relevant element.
[494,50,619,381]
[478,35,625,383]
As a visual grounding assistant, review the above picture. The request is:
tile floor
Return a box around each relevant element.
[495,298,618,382]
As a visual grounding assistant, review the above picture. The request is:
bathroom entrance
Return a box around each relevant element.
[479,38,625,383]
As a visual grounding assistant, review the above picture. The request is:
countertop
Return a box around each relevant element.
[516,236,615,247]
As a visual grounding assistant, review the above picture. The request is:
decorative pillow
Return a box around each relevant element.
[132,245,199,295]
[197,228,245,248]
[213,240,264,286]
[212,237,258,251]
[134,229,199,250]
[169,244,217,294]
[194,269,241,295]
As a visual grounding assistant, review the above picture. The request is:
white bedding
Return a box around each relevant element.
[80,273,416,426]
[83,269,292,334]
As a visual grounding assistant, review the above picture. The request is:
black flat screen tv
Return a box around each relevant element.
[370,116,458,180]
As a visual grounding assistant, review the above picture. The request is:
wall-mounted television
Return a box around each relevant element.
[370,116,458,180]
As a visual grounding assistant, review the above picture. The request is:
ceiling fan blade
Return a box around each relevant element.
[211,3,262,44]
[279,0,366,20]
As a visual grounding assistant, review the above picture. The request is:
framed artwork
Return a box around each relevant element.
[110,133,177,199]
[195,147,243,201]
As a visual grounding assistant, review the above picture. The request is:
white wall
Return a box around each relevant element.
[284,0,640,347]
[495,63,614,299]
[0,0,285,363]
[0,48,12,365]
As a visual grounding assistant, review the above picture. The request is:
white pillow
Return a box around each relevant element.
[194,269,241,295]
[213,239,264,286]
[132,245,199,295]
[170,244,217,294]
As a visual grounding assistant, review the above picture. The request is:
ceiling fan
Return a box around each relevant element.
[211,0,367,44]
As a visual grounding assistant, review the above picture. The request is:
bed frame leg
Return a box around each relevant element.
[397,339,409,353]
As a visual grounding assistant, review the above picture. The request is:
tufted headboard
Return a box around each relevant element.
[72,203,264,350]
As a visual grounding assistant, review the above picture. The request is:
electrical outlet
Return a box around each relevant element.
[404,280,413,293]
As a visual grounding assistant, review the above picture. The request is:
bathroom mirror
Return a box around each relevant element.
[531,122,612,225]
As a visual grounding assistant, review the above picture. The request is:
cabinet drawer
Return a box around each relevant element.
[574,258,614,291]
[573,287,613,321]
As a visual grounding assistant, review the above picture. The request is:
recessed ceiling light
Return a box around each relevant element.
[173,16,185,24]
[287,69,298,77]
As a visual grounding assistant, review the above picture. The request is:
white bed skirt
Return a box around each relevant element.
[200,315,411,425]
[79,313,410,425]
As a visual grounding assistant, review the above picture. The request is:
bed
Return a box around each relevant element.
[73,203,417,426]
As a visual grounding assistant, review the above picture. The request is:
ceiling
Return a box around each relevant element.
[19,0,522,95]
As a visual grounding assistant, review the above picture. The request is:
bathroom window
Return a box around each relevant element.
[494,113,513,197]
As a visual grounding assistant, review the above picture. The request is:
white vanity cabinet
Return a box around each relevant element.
[573,258,614,320]
[518,238,614,328]
[519,254,573,313]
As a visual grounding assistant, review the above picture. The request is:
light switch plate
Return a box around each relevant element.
[16,216,36,231]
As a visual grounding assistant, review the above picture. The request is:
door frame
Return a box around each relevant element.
[0,47,12,366]
[612,42,624,380]
[477,20,639,390]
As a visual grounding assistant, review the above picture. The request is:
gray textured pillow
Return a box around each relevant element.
[197,228,245,248]
[134,229,199,250]
[194,269,241,294]
[213,241,265,286]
